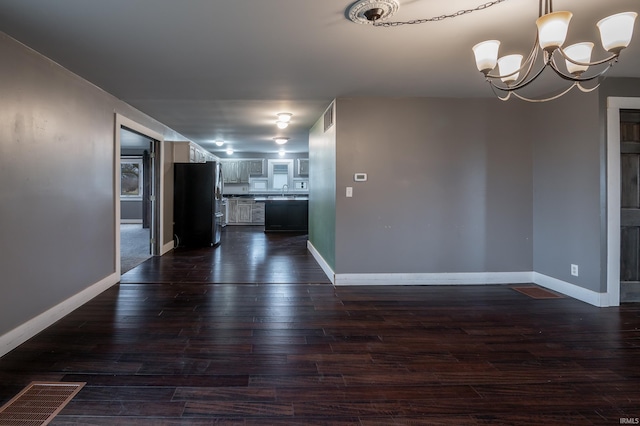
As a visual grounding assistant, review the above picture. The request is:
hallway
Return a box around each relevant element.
[0,227,639,424]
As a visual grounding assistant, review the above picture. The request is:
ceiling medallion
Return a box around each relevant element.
[347,0,400,25]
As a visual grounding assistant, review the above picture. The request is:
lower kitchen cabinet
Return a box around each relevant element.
[264,200,308,232]
[252,202,265,224]
[226,198,265,225]
[236,201,252,223]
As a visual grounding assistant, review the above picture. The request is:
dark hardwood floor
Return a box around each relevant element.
[1,226,639,425]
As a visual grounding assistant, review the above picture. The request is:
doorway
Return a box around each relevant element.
[606,97,640,305]
[619,109,640,302]
[115,115,164,276]
[120,128,160,272]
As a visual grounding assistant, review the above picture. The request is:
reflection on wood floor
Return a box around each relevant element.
[0,226,639,424]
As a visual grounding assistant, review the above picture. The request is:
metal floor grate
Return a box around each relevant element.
[0,382,85,426]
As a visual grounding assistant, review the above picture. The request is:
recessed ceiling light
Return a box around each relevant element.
[215,140,224,146]
[273,137,289,145]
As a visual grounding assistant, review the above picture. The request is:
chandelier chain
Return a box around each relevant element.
[373,0,510,27]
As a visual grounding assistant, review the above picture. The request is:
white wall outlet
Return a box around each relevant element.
[571,264,579,277]
[346,187,353,197]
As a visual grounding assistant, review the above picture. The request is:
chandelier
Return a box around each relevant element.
[347,0,637,102]
[472,1,637,102]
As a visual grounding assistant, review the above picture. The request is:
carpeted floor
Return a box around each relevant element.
[120,224,151,274]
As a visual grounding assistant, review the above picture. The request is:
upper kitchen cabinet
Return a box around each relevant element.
[172,141,216,163]
[237,161,250,183]
[222,161,239,183]
[248,159,265,176]
[297,158,309,176]
[221,159,266,184]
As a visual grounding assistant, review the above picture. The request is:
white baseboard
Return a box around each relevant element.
[162,240,174,255]
[120,219,143,224]
[303,242,608,307]
[533,272,610,307]
[0,272,120,358]
[334,271,534,286]
[307,241,335,284]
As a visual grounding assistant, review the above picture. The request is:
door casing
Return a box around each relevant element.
[606,97,640,306]
[114,114,164,276]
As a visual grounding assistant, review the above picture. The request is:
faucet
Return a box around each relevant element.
[281,184,289,196]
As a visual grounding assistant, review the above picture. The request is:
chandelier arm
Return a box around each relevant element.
[489,83,513,101]
[486,59,549,92]
[511,82,580,103]
[548,55,614,82]
[485,39,540,81]
[576,81,601,93]
[556,47,620,67]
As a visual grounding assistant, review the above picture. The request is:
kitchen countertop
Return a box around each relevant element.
[224,193,308,199]
[253,196,308,201]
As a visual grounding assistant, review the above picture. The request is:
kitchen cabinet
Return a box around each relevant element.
[172,141,215,163]
[264,199,308,231]
[297,158,309,176]
[222,161,239,183]
[236,200,252,223]
[226,198,265,225]
[221,160,261,183]
[238,161,250,183]
[252,202,265,224]
[248,160,264,176]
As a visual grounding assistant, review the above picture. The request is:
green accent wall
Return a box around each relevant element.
[308,102,336,271]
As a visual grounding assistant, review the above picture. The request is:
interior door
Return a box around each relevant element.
[620,109,640,302]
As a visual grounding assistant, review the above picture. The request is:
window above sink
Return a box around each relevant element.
[268,159,293,192]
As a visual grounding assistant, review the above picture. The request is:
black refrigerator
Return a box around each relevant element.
[173,161,224,247]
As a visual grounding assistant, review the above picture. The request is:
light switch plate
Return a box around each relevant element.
[346,187,353,197]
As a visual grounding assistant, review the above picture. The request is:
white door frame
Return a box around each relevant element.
[115,114,165,276]
[606,97,640,306]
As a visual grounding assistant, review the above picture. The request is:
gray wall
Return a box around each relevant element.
[0,32,185,336]
[308,103,337,270]
[332,98,533,274]
[530,90,602,291]
[529,79,640,293]
[121,200,142,221]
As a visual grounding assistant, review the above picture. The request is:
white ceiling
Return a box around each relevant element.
[1,0,638,155]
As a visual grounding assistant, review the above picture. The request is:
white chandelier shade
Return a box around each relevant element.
[498,54,523,83]
[563,42,593,75]
[597,12,637,53]
[536,11,572,51]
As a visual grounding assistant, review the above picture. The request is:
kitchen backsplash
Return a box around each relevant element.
[224,183,309,195]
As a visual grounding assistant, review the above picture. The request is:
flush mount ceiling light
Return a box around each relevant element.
[348,0,637,102]
[278,149,286,157]
[215,140,224,146]
[273,137,290,145]
[226,148,234,155]
[276,112,293,129]
[277,112,292,122]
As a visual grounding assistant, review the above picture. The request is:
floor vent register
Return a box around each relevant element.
[0,382,85,425]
